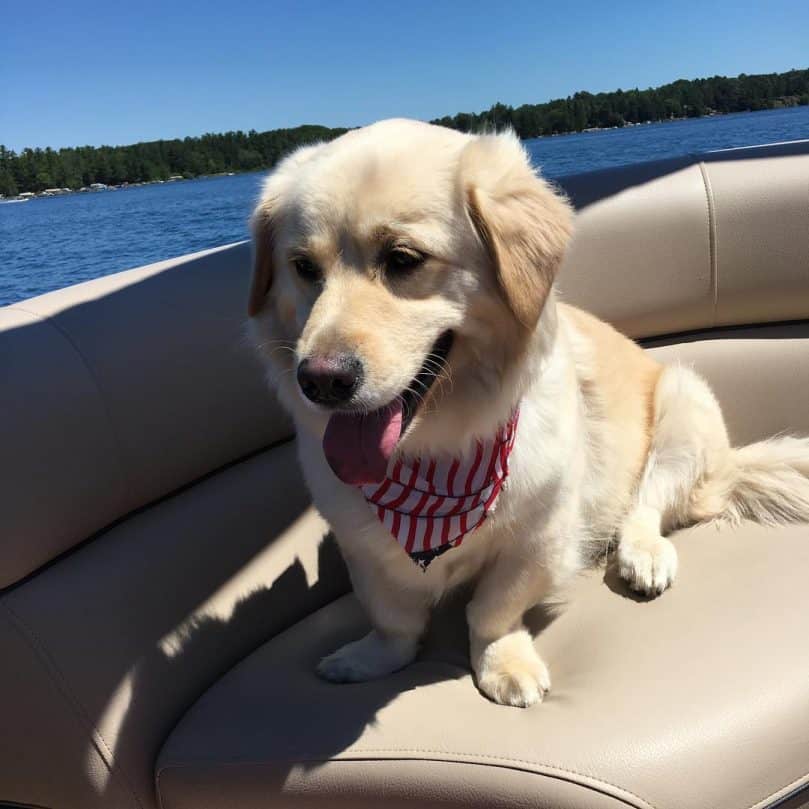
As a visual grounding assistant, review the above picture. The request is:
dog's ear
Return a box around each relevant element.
[462,133,573,331]
[248,142,327,317]
[247,202,275,317]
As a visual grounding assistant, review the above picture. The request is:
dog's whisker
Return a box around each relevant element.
[258,344,298,357]
[255,337,296,346]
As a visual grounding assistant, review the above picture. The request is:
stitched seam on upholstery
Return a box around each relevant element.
[698,161,718,327]
[7,305,135,508]
[155,751,656,809]
[0,600,144,809]
[748,771,809,809]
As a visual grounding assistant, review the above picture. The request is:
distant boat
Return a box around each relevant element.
[0,198,29,204]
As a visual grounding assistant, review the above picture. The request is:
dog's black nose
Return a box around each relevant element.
[297,355,363,406]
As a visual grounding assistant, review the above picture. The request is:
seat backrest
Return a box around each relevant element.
[556,140,809,338]
[1,242,290,589]
[556,140,809,446]
[1,139,807,809]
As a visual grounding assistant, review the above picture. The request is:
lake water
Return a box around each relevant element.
[2,106,808,306]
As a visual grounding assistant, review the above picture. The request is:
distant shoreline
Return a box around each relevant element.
[532,108,732,137]
[2,75,807,200]
[0,106,802,203]
[1,171,238,202]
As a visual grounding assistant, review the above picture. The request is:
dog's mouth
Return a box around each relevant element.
[400,329,455,432]
[323,330,454,486]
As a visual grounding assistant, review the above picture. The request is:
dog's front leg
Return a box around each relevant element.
[467,549,553,707]
[317,549,431,683]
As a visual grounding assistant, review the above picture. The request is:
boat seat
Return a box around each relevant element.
[156,520,809,809]
[155,328,809,809]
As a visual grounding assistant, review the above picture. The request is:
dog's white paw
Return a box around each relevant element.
[475,632,550,708]
[317,631,418,683]
[618,534,678,596]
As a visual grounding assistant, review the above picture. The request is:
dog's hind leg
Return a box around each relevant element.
[617,364,730,596]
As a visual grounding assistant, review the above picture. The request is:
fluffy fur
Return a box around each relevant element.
[247,118,809,707]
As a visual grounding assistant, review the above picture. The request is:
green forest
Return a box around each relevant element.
[432,69,809,137]
[0,125,346,197]
[1,69,807,197]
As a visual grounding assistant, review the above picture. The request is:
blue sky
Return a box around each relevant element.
[2,0,807,151]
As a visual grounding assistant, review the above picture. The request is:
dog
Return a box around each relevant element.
[247,118,809,707]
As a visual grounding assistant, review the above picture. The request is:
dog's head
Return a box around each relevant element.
[248,119,572,484]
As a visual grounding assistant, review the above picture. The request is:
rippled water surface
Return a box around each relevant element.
[2,106,807,305]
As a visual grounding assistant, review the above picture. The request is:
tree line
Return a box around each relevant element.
[2,69,807,197]
[0,125,346,197]
[432,69,809,138]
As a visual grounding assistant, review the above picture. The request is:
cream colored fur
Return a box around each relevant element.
[248,118,809,707]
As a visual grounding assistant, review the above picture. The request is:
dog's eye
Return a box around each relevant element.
[293,256,321,283]
[386,248,424,273]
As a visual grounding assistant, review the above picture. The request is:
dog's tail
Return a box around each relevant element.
[690,436,809,525]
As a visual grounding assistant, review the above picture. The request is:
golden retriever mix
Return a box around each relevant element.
[248,119,809,707]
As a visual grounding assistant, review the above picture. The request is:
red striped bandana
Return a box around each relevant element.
[359,410,520,570]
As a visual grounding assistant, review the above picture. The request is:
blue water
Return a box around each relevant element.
[2,106,807,306]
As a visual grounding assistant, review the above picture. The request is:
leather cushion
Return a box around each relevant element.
[0,440,350,809]
[0,242,290,587]
[557,141,809,339]
[559,162,714,338]
[645,322,809,445]
[156,520,809,809]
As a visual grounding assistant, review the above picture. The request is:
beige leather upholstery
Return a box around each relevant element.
[157,520,809,809]
[647,323,809,444]
[558,140,809,338]
[708,156,809,327]
[559,162,715,336]
[0,443,349,809]
[2,140,808,809]
[0,242,291,587]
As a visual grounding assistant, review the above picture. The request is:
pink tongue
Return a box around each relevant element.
[323,400,403,485]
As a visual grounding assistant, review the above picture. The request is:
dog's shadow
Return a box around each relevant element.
[108,537,511,804]
[100,519,596,809]
[133,555,568,800]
